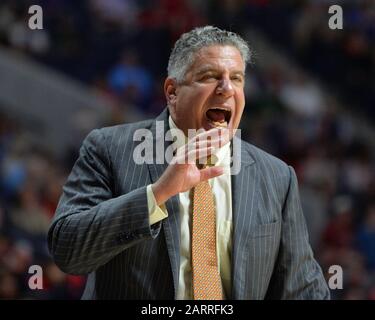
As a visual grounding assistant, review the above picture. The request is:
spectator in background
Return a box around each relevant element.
[356,203,375,271]
[89,0,139,31]
[322,196,355,249]
[108,50,153,111]
[0,269,19,299]
[280,73,324,119]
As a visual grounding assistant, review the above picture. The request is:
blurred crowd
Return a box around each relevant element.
[244,0,375,121]
[0,0,374,299]
[0,112,86,299]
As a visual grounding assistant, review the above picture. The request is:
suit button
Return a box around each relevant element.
[117,232,137,244]
[124,233,136,240]
[117,234,127,243]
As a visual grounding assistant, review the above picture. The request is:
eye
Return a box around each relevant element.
[231,75,244,83]
[199,73,218,82]
[202,75,213,80]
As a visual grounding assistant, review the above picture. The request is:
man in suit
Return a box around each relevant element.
[48,26,330,299]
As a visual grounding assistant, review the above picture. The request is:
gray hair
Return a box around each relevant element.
[167,26,252,83]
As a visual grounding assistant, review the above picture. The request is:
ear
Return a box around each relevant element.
[164,77,178,110]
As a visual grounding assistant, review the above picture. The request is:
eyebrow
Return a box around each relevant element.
[195,67,245,77]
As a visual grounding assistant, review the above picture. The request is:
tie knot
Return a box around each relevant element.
[196,154,218,169]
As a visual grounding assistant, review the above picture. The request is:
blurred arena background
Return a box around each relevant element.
[0,0,374,300]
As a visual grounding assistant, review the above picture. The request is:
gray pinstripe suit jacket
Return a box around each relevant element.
[48,108,330,300]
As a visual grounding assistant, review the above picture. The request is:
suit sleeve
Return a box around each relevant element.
[48,129,163,275]
[265,166,330,299]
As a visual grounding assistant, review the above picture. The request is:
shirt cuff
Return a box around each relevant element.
[147,184,168,225]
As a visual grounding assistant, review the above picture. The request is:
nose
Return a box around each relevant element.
[215,78,234,97]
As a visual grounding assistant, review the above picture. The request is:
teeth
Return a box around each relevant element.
[210,120,228,127]
[211,107,230,111]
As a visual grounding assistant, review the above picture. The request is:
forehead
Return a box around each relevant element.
[189,45,245,73]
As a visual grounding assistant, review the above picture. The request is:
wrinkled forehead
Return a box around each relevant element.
[188,45,246,75]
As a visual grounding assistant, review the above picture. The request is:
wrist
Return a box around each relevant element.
[151,182,171,206]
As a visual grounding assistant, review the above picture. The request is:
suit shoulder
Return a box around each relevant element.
[98,119,154,138]
[244,141,291,179]
[82,119,154,156]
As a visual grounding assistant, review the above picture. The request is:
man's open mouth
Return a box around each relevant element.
[205,107,232,128]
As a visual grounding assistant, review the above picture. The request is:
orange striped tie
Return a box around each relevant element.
[191,175,223,300]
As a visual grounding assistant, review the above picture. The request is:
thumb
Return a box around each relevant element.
[199,166,224,181]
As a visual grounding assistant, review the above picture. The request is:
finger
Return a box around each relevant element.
[186,146,214,164]
[199,166,224,181]
[188,137,223,151]
[187,129,231,150]
[186,127,223,145]
[176,139,218,158]
[175,128,232,161]
[173,146,214,164]
[193,128,231,148]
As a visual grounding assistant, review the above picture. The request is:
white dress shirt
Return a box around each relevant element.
[146,116,233,299]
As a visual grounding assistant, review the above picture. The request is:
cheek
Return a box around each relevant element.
[235,92,245,111]
[185,90,209,112]
[191,90,209,106]
[236,89,245,103]
[176,86,213,118]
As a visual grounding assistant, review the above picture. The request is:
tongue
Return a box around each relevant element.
[206,109,226,123]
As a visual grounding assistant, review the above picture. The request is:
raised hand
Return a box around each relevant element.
[151,128,230,205]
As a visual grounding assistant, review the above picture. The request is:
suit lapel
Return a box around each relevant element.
[147,109,181,299]
[231,138,258,299]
